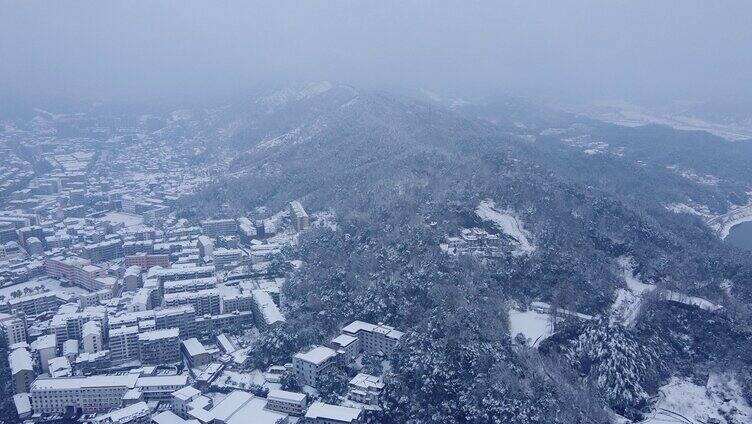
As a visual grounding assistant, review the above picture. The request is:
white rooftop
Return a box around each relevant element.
[294,345,337,365]
[138,327,179,341]
[305,402,362,422]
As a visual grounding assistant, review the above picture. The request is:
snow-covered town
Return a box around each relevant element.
[0,119,402,424]
[4,5,752,423]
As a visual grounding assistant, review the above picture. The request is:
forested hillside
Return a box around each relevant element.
[178,85,752,422]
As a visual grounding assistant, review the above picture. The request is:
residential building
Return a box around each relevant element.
[9,348,35,394]
[289,201,309,231]
[265,390,306,416]
[29,374,140,413]
[347,373,384,406]
[200,219,237,238]
[341,321,404,356]
[108,325,140,364]
[251,290,285,328]
[304,402,362,424]
[292,346,338,387]
[138,327,181,365]
[182,338,211,368]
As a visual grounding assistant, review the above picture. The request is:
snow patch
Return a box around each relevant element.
[508,309,554,347]
[644,374,752,424]
[476,199,536,255]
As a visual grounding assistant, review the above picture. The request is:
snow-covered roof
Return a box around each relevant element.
[138,327,179,341]
[305,402,362,422]
[267,389,306,403]
[182,338,207,357]
[94,401,150,424]
[31,374,139,391]
[294,345,337,365]
[9,348,33,374]
[171,385,201,401]
[226,397,286,424]
[153,410,199,424]
[209,390,253,422]
[136,374,188,388]
[13,393,31,416]
[331,334,358,347]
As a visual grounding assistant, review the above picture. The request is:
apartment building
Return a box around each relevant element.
[30,374,140,413]
[265,390,307,416]
[0,314,28,345]
[30,334,56,373]
[135,375,188,402]
[347,373,384,406]
[341,321,404,356]
[220,293,253,314]
[82,320,103,353]
[138,327,181,365]
[163,277,216,294]
[9,348,35,394]
[329,334,359,364]
[289,201,309,232]
[148,265,214,285]
[251,290,285,328]
[212,248,243,270]
[125,253,170,270]
[292,345,338,387]
[82,238,123,263]
[3,291,61,316]
[51,306,107,348]
[200,219,237,238]
[108,325,140,364]
[162,289,221,316]
[181,338,211,368]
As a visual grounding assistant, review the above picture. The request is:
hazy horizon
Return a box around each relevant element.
[2,1,752,107]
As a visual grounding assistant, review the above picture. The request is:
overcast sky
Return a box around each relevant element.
[1,1,751,105]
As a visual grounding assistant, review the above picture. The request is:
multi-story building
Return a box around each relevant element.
[200,219,237,238]
[72,264,109,291]
[82,320,103,353]
[0,314,28,345]
[329,334,359,364]
[170,386,207,419]
[124,253,170,270]
[341,321,404,356]
[9,348,35,394]
[197,236,214,262]
[30,374,140,413]
[181,338,211,368]
[4,291,61,316]
[44,256,90,281]
[92,401,151,424]
[163,277,216,294]
[82,238,124,263]
[292,346,338,387]
[220,293,254,314]
[29,334,56,374]
[251,290,285,328]
[51,306,107,348]
[347,373,384,406]
[135,375,188,402]
[108,325,140,364]
[265,390,307,416]
[163,289,221,316]
[154,306,196,337]
[212,248,243,270]
[138,327,181,365]
[289,201,309,232]
[148,265,214,285]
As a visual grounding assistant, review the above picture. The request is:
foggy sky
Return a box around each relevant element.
[1,1,751,104]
